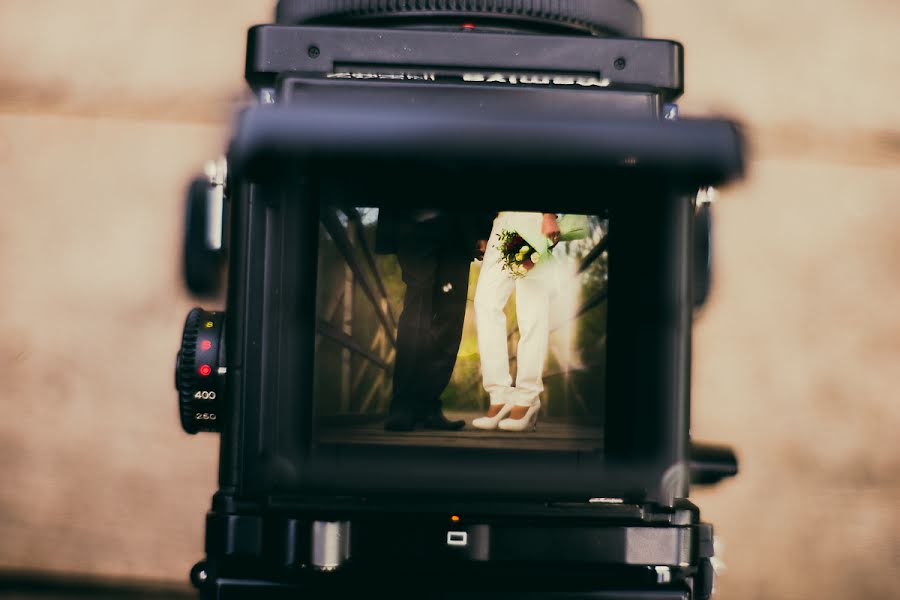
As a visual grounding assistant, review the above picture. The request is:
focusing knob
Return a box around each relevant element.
[176,308,226,434]
[276,0,643,37]
[183,158,227,297]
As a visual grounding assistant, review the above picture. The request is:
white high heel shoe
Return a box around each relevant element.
[498,401,541,432]
[471,402,514,430]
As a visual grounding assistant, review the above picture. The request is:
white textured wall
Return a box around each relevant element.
[1,1,898,597]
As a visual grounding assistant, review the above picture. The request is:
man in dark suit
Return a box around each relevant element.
[376,207,494,431]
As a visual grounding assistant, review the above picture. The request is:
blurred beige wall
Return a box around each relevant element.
[0,1,898,598]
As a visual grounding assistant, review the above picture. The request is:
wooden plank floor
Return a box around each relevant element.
[317,411,603,452]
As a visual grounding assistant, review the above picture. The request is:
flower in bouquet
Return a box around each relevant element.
[495,229,544,278]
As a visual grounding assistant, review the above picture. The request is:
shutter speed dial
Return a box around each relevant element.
[176,308,226,433]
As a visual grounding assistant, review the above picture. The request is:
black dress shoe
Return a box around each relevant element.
[384,411,418,432]
[422,411,466,431]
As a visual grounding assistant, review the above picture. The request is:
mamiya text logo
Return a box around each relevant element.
[462,72,611,87]
[327,72,436,81]
[325,70,611,88]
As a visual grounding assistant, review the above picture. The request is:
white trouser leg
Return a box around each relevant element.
[511,273,551,407]
[474,218,515,405]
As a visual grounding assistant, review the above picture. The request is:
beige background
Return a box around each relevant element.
[1,1,898,598]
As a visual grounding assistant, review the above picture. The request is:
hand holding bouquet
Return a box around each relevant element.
[494,213,590,278]
[496,229,544,278]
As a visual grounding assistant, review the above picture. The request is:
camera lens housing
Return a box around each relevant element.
[276,0,643,37]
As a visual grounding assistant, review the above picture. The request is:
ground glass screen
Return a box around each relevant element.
[313,207,608,452]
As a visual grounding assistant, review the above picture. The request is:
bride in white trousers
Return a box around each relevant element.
[472,212,560,432]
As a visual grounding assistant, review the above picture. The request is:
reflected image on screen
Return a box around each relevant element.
[313,206,608,452]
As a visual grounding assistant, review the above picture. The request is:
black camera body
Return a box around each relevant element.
[176,2,743,598]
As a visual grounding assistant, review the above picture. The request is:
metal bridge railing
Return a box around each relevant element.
[317,208,399,414]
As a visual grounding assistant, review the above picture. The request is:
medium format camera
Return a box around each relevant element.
[175,1,744,598]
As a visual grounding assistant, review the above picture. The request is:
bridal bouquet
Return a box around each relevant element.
[496,229,544,278]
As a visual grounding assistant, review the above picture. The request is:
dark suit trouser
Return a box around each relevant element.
[391,232,471,417]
